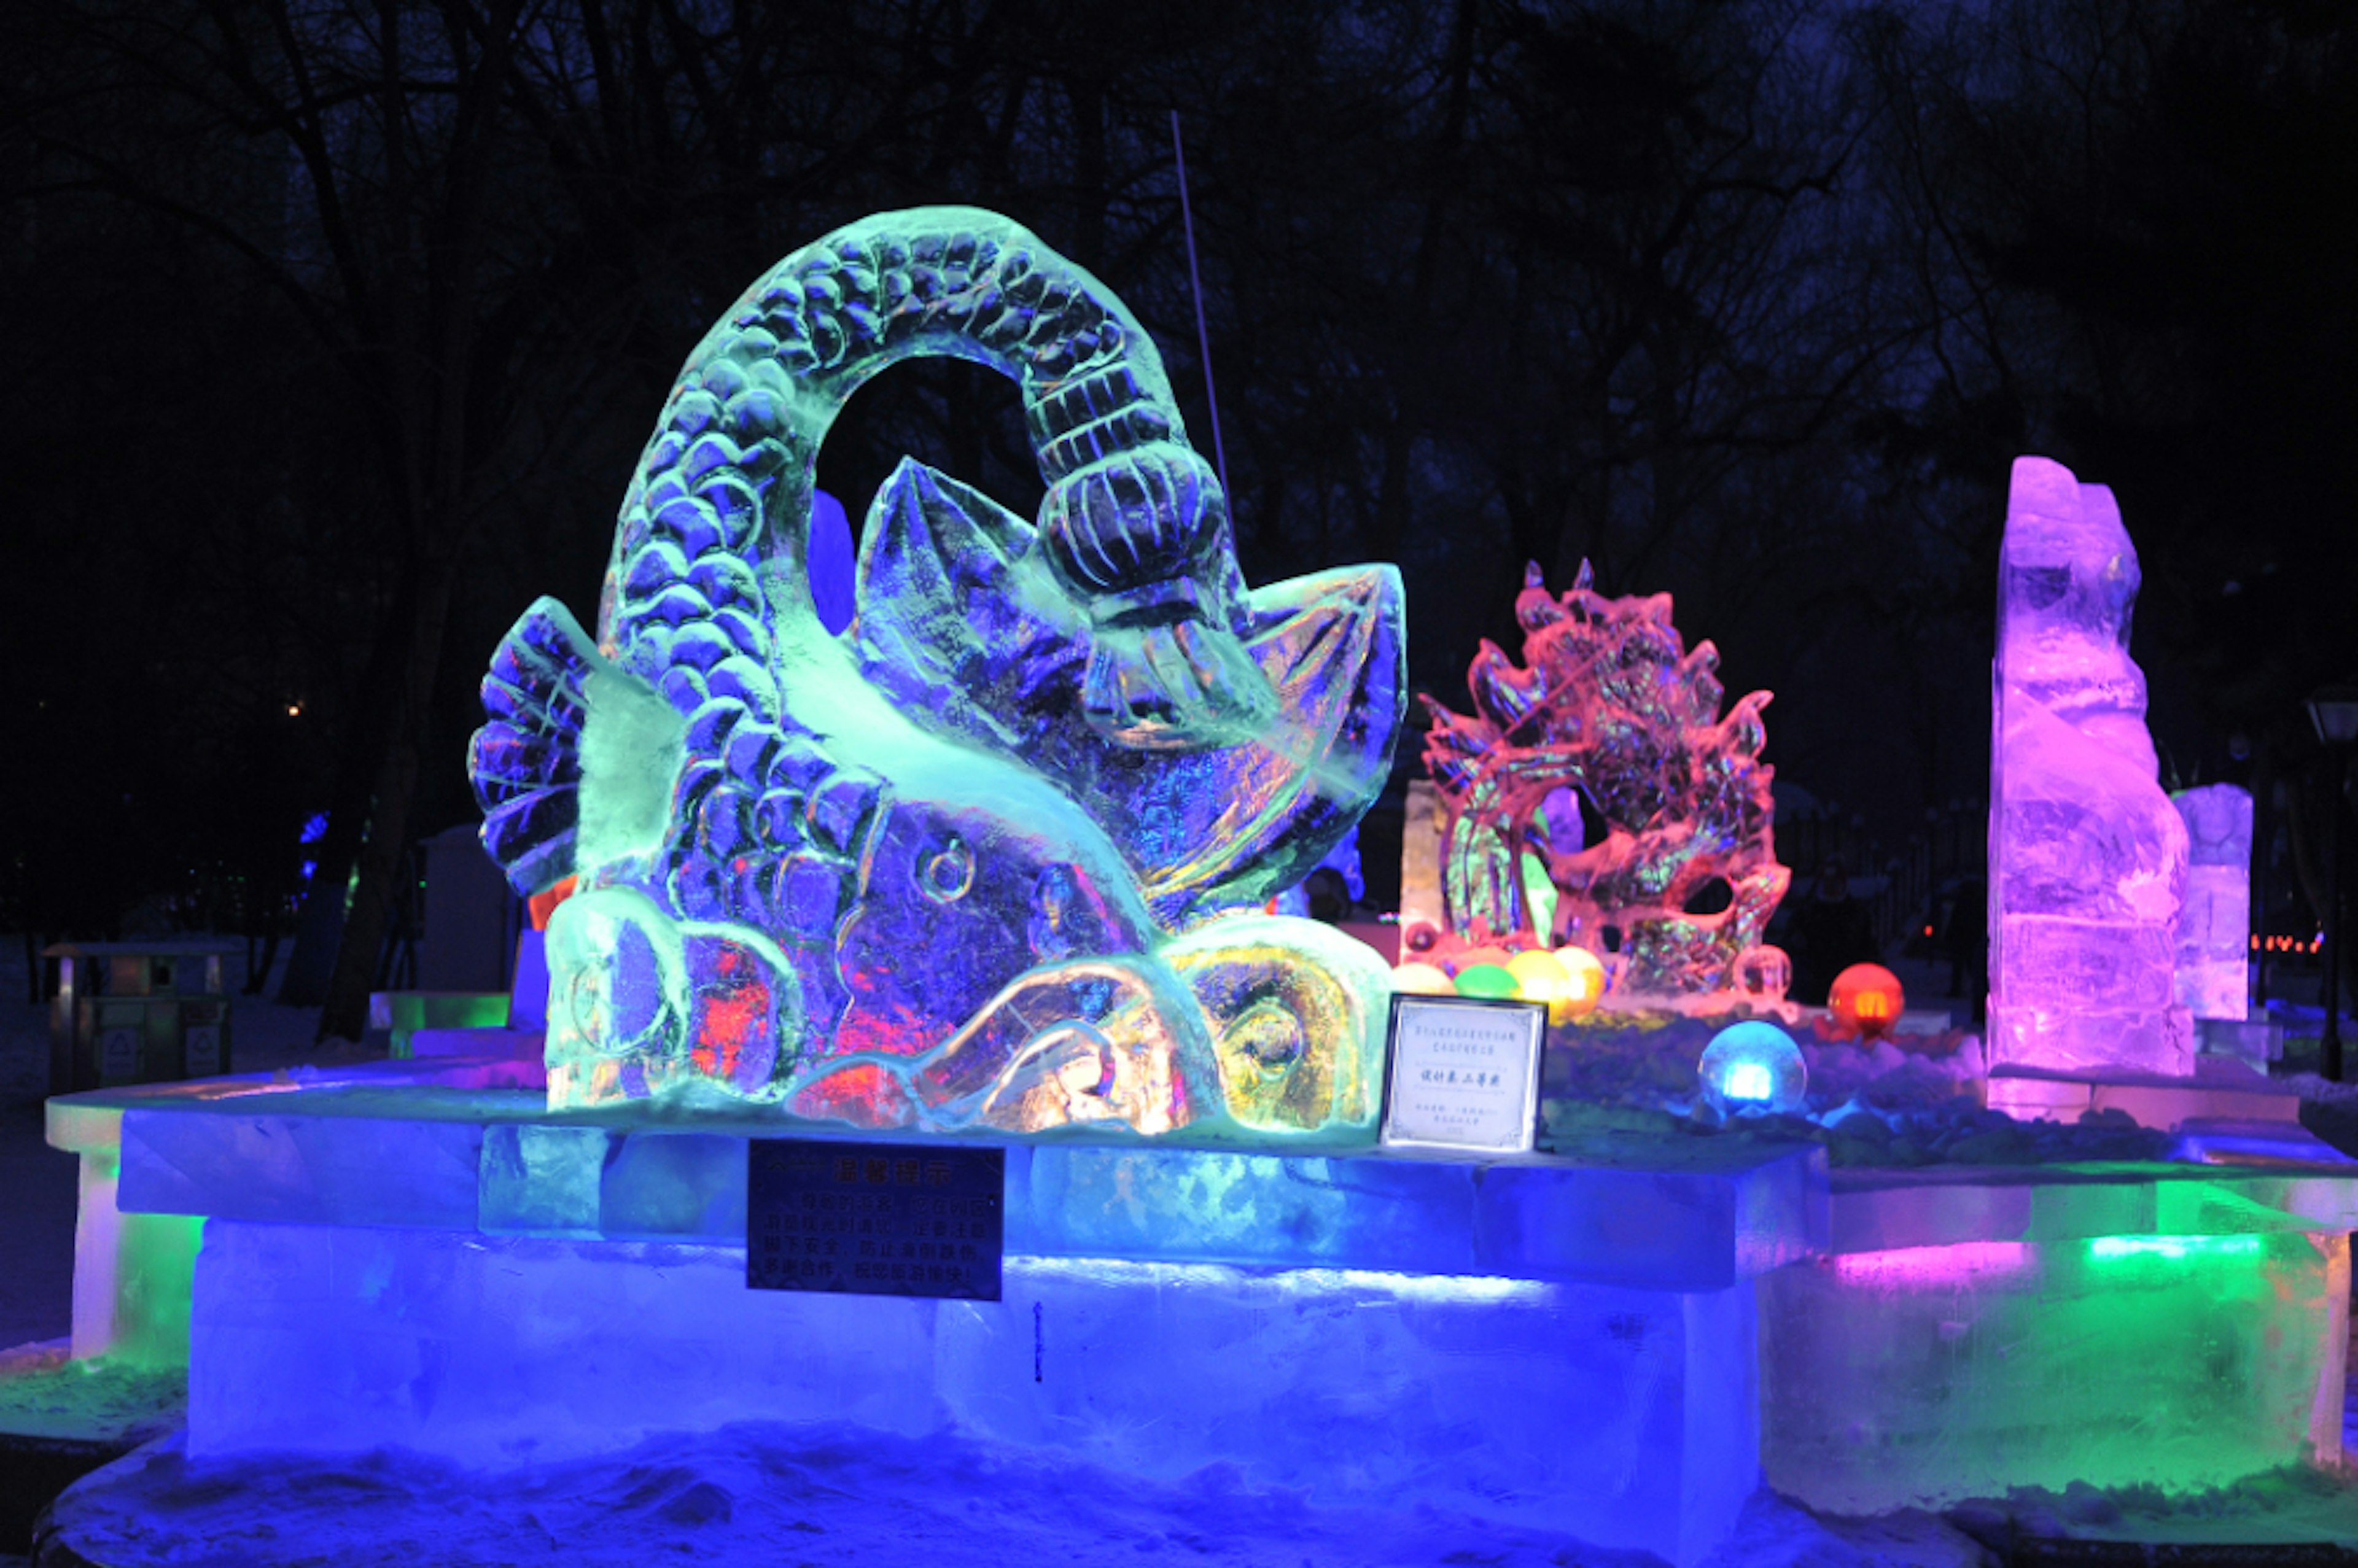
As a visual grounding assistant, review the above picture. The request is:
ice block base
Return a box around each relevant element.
[189,1225,1759,1564]
[62,1075,1824,1568]
[1761,1162,2358,1515]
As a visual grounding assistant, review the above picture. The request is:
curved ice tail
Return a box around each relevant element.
[470,597,602,895]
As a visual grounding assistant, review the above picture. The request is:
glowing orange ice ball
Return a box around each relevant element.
[1829,963,1905,1038]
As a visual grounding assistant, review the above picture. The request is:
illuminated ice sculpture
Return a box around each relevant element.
[2173,783,2253,1021]
[1421,562,1790,1004]
[467,209,1406,1137]
[1986,457,2191,1076]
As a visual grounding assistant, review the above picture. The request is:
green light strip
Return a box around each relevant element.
[2087,1234,2263,1263]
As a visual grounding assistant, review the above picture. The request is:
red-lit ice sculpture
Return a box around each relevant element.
[1420,562,1790,1007]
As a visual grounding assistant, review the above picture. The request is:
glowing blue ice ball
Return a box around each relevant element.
[1697,1020,1807,1116]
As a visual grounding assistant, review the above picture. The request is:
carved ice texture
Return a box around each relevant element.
[2173,784,2252,1021]
[1420,562,1789,1004]
[1987,457,2192,1075]
[466,209,1406,1138]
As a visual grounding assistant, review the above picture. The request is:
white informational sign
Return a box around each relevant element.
[1379,995,1547,1154]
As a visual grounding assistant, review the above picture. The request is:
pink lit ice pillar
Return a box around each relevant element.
[1986,457,2192,1076]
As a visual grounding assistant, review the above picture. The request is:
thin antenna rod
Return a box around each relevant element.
[1170,111,1231,506]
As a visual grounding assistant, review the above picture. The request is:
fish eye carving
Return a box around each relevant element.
[920,836,976,902]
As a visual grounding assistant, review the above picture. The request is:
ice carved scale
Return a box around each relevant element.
[467,208,1406,1138]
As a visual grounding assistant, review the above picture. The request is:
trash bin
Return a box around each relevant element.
[47,942,237,1094]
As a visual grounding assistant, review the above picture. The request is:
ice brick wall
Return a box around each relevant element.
[1986,457,2192,1075]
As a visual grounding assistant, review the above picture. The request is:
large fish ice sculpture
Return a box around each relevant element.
[467,208,1405,1139]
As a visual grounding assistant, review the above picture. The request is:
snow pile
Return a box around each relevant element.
[1538,1010,2177,1168]
[0,1340,183,1444]
[2281,1071,2358,1111]
[1545,1009,1982,1111]
[1945,1465,2358,1554]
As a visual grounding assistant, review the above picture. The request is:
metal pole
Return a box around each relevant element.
[2325,758,2346,1081]
[1169,111,1231,504]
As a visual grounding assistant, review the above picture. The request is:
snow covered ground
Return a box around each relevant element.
[41,1421,1993,1568]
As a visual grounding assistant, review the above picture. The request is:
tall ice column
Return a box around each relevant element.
[1986,457,2192,1076]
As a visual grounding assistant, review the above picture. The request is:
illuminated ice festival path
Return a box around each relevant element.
[6,1038,2358,1567]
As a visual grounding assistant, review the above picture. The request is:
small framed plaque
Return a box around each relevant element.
[747,1139,1004,1301]
[1379,994,1547,1154]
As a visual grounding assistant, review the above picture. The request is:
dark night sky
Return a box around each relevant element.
[1,0,2350,958]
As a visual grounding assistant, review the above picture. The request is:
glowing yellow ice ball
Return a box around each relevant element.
[1453,963,1521,1000]
[1390,962,1456,995]
[1549,945,1608,1020]
[1505,949,1575,1023]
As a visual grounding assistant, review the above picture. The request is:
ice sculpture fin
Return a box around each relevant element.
[1136,562,1406,919]
[472,598,597,894]
[472,597,687,896]
[854,465,1405,921]
[853,456,1074,755]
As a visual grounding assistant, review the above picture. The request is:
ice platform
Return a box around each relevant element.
[44,1066,2358,1562]
[52,1073,1827,1567]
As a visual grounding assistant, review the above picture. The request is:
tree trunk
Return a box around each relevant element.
[316,553,459,1042]
[277,565,419,1004]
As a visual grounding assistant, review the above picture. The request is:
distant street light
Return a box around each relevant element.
[2305,686,2358,1080]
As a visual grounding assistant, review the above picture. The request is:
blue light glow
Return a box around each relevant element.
[1697,1020,1806,1116]
[1722,1062,1773,1101]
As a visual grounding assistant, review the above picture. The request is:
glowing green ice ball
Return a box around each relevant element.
[1697,1020,1807,1116]
[1453,963,1521,1000]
